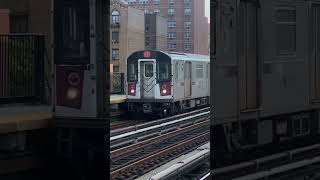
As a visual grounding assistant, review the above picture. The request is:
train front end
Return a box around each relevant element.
[126,50,173,115]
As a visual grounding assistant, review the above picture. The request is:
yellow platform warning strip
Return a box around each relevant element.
[110,95,127,104]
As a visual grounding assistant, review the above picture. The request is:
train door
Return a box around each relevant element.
[238,0,259,111]
[139,60,156,99]
[185,61,192,97]
[310,4,320,102]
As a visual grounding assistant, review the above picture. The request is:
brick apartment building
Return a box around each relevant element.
[111,0,145,74]
[126,0,209,55]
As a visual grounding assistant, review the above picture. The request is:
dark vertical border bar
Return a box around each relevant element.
[105,0,111,178]
[210,0,215,179]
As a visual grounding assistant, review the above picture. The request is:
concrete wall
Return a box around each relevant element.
[194,16,209,55]
[193,0,209,55]
[128,7,145,55]
[145,14,157,50]
[156,14,167,51]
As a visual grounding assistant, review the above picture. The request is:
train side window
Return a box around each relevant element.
[275,7,296,55]
[145,64,153,77]
[196,64,204,79]
[128,64,137,82]
[158,63,170,81]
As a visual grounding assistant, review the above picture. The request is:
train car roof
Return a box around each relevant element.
[164,51,210,62]
[127,50,210,63]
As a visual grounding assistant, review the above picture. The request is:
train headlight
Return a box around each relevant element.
[162,89,167,94]
[160,83,171,96]
[66,87,79,100]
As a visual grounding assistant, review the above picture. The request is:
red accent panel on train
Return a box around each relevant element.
[56,65,84,109]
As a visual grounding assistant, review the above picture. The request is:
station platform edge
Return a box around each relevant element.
[110,95,127,104]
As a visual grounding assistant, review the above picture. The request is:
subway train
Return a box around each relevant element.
[126,50,210,117]
[212,0,320,167]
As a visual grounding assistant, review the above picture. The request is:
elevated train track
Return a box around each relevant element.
[110,108,210,180]
[110,108,210,150]
[212,143,320,180]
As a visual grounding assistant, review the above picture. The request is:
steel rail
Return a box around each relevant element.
[110,111,210,149]
[110,122,209,172]
[110,107,210,136]
[199,172,211,180]
[111,120,209,160]
[234,155,320,180]
[212,143,320,179]
[149,142,210,180]
[110,132,210,180]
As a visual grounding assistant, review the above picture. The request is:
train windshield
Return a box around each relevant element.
[157,63,170,81]
[145,64,153,77]
[128,63,137,82]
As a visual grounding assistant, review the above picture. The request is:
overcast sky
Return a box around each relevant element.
[205,0,210,22]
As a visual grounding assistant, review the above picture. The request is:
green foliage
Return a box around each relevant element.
[112,73,124,94]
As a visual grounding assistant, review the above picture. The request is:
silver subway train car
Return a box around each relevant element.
[212,0,320,167]
[126,50,210,116]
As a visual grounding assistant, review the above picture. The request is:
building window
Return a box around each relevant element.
[154,0,160,4]
[168,43,177,50]
[112,31,119,43]
[168,32,177,39]
[184,43,192,50]
[154,9,160,14]
[276,7,296,55]
[184,0,191,4]
[169,0,174,4]
[168,21,176,28]
[10,15,29,33]
[112,10,120,24]
[112,49,119,60]
[184,32,191,39]
[184,9,191,16]
[139,0,149,4]
[128,0,136,4]
[184,22,192,29]
[113,65,120,72]
[168,9,175,16]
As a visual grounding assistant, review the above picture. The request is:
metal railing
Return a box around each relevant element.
[110,72,124,94]
[0,34,45,105]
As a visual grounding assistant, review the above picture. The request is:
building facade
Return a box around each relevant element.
[145,13,167,51]
[126,0,209,55]
[111,0,145,74]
